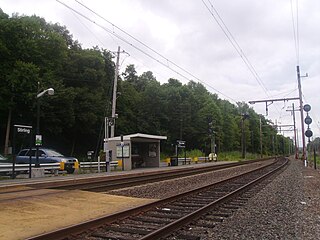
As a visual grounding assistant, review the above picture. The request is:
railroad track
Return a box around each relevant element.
[29,158,274,192]
[28,157,287,240]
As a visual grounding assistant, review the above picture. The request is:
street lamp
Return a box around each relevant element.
[35,87,54,167]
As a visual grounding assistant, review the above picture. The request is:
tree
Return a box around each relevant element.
[0,13,69,154]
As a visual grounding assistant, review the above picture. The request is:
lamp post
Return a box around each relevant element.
[35,88,54,167]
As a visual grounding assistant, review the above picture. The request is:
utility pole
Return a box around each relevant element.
[110,46,121,138]
[286,103,298,159]
[297,65,306,160]
[259,117,263,158]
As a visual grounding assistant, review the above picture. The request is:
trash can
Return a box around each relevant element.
[170,157,178,166]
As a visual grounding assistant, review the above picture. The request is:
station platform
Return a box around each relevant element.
[0,160,235,240]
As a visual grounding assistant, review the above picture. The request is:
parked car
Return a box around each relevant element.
[16,148,78,173]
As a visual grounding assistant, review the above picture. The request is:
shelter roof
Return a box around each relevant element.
[108,133,167,142]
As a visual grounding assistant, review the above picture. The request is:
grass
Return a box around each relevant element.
[307,153,320,165]
[161,150,266,162]
[215,151,262,161]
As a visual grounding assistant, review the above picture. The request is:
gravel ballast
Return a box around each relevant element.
[205,158,320,240]
[110,158,320,239]
[108,160,274,199]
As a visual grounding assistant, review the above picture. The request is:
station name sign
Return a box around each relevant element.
[177,140,186,148]
[14,125,32,134]
[17,127,31,134]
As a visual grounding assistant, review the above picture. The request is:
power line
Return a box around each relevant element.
[202,0,270,97]
[56,0,238,103]
[202,0,286,120]
[290,0,300,65]
[74,0,238,102]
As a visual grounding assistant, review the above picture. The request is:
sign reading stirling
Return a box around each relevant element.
[14,125,32,134]
[17,127,31,134]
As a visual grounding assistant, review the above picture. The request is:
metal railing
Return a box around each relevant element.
[0,163,61,175]
[79,161,119,172]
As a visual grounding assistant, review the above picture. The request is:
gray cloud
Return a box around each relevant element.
[1,0,319,140]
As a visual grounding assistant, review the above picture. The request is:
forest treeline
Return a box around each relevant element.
[0,10,293,157]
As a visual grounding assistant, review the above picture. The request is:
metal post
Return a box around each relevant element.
[35,97,40,168]
[210,133,213,154]
[297,65,306,160]
[213,133,216,154]
[314,145,317,170]
[121,135,124,171]
[241,116,247,159]
[12,127,16,179]
[104,117,107,145]
[176,143,179,166]
[292,103,298,159]
[241,118,245,158]
[29,130,33,178]
[104,117,110,173]
[111,46,121,138]
[260,117,263,158]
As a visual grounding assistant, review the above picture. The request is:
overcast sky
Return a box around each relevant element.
[2,0,320,146]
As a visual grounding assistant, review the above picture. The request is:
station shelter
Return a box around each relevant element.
[107,133,167,170]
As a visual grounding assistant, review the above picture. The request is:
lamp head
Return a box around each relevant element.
[47,88,54,96]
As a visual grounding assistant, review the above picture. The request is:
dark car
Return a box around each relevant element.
[16,148,78,173]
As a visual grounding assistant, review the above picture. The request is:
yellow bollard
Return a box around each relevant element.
[60,162,65,171]
[74,161,79,169]
[194,157,198,164]
[118,159,123,167]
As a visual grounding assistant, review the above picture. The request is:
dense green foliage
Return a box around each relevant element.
[0,11,293,157]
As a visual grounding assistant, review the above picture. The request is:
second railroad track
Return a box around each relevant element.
[28,157,288,240]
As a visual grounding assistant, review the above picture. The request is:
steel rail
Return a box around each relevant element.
[140,158,288,239]
[33,157,275,191]
[27,157,285,240]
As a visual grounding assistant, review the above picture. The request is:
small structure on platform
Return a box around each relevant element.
[107,133,167,170]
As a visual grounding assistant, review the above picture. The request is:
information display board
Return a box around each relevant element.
[116,144,130,158]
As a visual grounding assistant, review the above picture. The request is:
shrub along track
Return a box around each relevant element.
[27,157,288,240]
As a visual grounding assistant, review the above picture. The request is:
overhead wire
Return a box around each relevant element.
[268,88,298,98]
[290,0,300,65]
[201,0,270,97]
[70,10,111,47]
[56,0,238,103]
[201,0,286,121]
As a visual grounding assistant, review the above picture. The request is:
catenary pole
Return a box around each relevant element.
[110,46,120,138]
[260,117,263,158]
[292,103,298,159]
[297,65,306,160]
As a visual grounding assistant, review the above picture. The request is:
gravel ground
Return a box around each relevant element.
[205,158,320,240]
[108,160,274,199]
[110,158,320,239]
